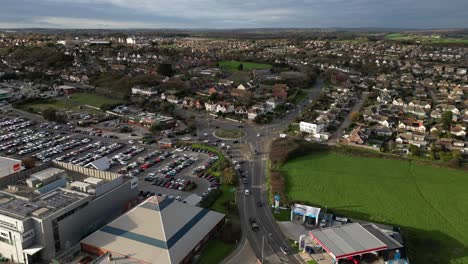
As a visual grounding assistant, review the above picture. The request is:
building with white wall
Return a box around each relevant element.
[0,162,138,263]
[300,121,324,134]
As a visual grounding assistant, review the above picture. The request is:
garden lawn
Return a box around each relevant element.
[219,60,271,72]
[281,152,468,264]
[68,92,123,108]
[197,239,235,264]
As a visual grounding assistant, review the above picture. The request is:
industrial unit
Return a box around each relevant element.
[0,162,139,263]
[81,195,225,264]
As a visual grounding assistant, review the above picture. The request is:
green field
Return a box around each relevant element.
[67,93,123,108]
[386,33,468,45]
[281,152,468,264]
[18,99,68,113]
[218,60,271,72]
[17,92,123,113]
[197,239,235,264]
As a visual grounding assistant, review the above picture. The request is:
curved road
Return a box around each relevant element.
[194,80,324,264]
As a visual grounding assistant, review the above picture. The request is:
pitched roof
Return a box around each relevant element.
[81,196,225,264]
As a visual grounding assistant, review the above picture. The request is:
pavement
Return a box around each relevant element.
[223,238,258,264]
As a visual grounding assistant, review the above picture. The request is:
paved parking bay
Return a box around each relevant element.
[0,112,220,202]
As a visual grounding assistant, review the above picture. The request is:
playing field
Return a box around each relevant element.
[218,60,271,72]
[386,33,468,45]
[18,93,123,113]
[67,92,123,108]
[281,152,468,264]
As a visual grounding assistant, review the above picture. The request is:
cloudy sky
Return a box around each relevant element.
[0,0,467,29]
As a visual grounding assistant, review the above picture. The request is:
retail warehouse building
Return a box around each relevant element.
[0,161,139,263]
[81,195,225,264]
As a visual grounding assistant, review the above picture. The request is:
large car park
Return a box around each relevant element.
[134,145,220,199]
[0,112,224,203]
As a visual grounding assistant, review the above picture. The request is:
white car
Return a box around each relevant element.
[257,133,261,137]
[245,189,250,196]
[128,140,135,144]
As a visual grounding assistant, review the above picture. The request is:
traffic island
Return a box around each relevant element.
[213,128,246,140]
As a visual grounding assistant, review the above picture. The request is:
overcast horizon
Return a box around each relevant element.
[1,0,467,29]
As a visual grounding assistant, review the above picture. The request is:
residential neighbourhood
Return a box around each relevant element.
[0,15,467,264]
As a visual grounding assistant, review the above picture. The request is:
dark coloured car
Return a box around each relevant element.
[249,218,259,231]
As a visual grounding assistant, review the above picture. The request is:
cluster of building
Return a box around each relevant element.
[0,157,224,264]
[290,203,409,264]
[296,40,467,158]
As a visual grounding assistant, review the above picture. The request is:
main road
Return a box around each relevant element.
[194,80,324,264]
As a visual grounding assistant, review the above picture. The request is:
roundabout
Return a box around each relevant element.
[213,128,246,140]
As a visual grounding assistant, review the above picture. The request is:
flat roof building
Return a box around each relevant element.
[0,161,139,264]
[309,222,407,263]
[81,196,225,264]
[0,156,23,178]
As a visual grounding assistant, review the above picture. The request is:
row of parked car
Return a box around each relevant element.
[59,141,125,166]
[33,137,89,162]
[150,177,194,192]
[0,129,34,143]
[1,121,34,135]
[109,146,146,169]
[0,117,28,128]
[16,134,71,156]
[55,139,96,162]
[0,130,50,154]
[137,152,196,181]
[196,172,220,189]
[39,122,74,132]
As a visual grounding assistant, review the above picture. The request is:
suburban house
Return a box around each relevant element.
[216,102,234,113]
[300,121,324,134]
[204,101,217,112]
[247,108,261,120]
[272,84,288,100]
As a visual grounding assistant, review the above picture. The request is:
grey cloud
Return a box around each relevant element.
[0,0,467,28]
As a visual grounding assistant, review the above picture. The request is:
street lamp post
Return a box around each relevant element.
[261,235,264,264]
[261,233,272,263]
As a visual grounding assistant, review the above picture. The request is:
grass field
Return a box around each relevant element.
[18,99,68,113]
[17,93,123,113]
[211,184,236,214]
[281,152,468,264]
[218,60,271,72]
[197,239,235,264]
[386,33,468,45]
[68,93,123,108]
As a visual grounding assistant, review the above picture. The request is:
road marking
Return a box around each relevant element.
[224,238,249,264]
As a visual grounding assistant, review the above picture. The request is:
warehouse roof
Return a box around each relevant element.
[0,156,23,178]
[81,196,225,264]
[309,222,388,259]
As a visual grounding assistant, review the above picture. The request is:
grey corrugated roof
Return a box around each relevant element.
[309,223,387,259]
[81,196,225,264]
[362,224,403,250]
